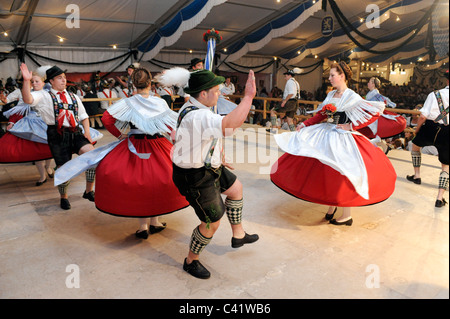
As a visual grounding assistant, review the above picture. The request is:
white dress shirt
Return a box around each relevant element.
[97,88,117,110]
[220,82,235,96]
[172,97,224,169]
[420,86,449,124]
[30,88,89,126]
[283,78,300,100]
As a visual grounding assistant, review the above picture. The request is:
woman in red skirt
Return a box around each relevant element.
[271,62,397,226]
[0,70,54,185]
[358,77,406,140]
[93,68,188,238]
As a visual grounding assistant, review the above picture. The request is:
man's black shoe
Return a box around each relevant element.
[231,233,259,248]
[406,175,421,184]
[60,198,71,210]
[435,198,447,208]
[83,191,95,202]
[183,259,210,279]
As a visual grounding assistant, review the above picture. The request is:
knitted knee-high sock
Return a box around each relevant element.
[439,171,449,190]
[189,226,212,255]
[58,181,70,196]
[85,168,95,183]
[225,198,243,225]
[270,116,277,127]
[411,150,421,168]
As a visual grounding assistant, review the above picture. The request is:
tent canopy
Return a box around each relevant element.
[0,0,447,77]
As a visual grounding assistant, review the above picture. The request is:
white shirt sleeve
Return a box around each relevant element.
[420,92,436,119]
[72,94,89,122]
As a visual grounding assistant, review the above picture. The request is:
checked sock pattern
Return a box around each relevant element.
[58,181,70,195]
[85,168,96,183]
[189,226,212,255]
[225,198,243,225]
[411,151,421,168]
[439,171,449,190]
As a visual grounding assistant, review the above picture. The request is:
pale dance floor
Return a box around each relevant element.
[0,124,448,299]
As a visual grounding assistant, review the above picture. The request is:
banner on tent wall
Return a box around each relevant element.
[321,16,334,37]
[432,1,449,57]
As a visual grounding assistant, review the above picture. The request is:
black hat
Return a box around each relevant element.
[283,69,295,76]
[190,58,204,68]
[45,66,66,83]
[184,70,225,94]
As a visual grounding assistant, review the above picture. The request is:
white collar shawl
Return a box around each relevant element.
[107,94,177,135]
[315,89,385,126]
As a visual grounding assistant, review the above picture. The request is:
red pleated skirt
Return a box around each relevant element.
[94,136,189,217]
[271,134,397,207]
[0,132,52,163]
[358,110,407,139]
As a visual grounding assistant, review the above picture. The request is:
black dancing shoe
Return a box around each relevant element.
[183,258,211,279]
[231,232,259,248]
[135,230,149,239]
[435,198,448,208]
[325,207,337,221]
[82,191,95,202]
[47,168,55,179]
[329,218,353,226]
[35,179,47,186]
[60,198,71,210]
[406,175,421,184]
[149,222,167,234]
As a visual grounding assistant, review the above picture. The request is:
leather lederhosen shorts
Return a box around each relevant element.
[47,125,92,166]
[172,164,237,224]
[413,120,449,165]
[272,99,298,118]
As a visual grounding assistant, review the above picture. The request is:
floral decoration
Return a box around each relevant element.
[203,28,222,43]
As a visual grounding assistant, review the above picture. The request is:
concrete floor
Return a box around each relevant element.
[0,124,448,299]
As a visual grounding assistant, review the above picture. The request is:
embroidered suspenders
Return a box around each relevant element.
[176,105,219,169]
[49,91,79,130]
[434,90,449,125]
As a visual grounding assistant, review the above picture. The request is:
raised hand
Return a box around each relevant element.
[244,70,256,99]
[20,63,33,82]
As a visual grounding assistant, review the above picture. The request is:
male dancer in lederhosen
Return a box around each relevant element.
[20,63,96,210]
[407,70,449,208]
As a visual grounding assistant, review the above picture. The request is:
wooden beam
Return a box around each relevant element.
[14,0,39,46]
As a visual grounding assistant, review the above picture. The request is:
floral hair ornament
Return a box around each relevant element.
[322,103,337,122]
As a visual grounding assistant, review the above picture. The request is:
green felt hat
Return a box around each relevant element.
[184,70,225,94]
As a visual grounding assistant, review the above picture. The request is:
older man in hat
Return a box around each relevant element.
[172,69,259,279]
[267,69,301,133]
[20,63,96,210]
[407,69,449,208]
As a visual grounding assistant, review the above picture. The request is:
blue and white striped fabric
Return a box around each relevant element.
[205,38,216,72]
